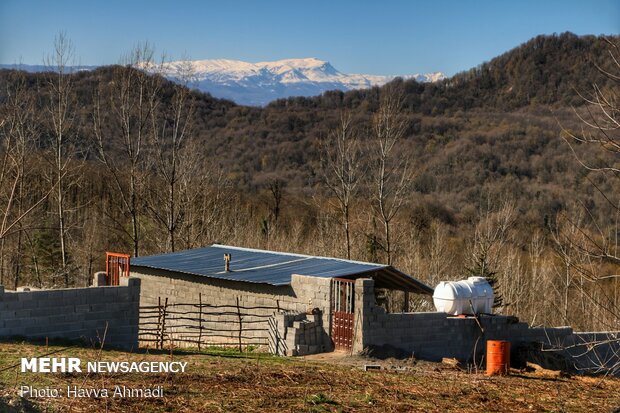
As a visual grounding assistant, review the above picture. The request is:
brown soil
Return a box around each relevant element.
[0,342,618,412]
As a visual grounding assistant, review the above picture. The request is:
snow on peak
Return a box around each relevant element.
[157,58,445,106]
[256,57,328,69]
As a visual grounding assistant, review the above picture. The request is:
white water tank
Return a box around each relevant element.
[432,277,494,315]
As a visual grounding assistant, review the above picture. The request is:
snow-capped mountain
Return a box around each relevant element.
[157,58,446,106]
[1,58,445,106]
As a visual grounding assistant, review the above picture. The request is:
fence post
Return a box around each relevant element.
[236,296,242,352]
[160,297,168,350]
[157,297,162,350]
[198,293,203,351]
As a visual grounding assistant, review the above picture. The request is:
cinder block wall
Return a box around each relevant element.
[0,279,140,350]
[353,278,574,362]
[131,268,333,349]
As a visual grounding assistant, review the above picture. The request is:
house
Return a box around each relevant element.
[129,244,433,354]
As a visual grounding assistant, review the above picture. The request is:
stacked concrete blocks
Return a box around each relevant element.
[269,311,327,356]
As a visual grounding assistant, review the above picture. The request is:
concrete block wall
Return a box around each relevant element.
[353,278,574,363]
[269,311,329,356]
[131,268,334,349]
[0,279,140,350]
[289,274,333,345]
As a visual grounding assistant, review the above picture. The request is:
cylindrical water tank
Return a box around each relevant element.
[432,277,494,315]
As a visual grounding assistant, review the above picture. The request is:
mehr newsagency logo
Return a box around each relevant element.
[19,357,187,398]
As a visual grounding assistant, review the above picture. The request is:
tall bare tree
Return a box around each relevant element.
[44,33,78,286]
[371,85,412,265]
[147,60,197,252]
[0,70,51,288]
[93,43,161,257]
[320,112,363,259]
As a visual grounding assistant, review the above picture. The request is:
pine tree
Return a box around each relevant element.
[466,252,503,308]
[33,224,65,285]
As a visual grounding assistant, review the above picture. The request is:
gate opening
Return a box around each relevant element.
[105,252,131,286]
[331,278,355,351]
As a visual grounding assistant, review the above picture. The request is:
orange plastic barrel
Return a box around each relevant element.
[486,340,510,375]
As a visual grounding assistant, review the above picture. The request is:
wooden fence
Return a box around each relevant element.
[139,295,282,351]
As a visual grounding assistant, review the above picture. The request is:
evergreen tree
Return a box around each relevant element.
[33,224,65,284]
[466,252,503,308]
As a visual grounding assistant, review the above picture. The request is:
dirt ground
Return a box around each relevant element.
[0,342,619,412]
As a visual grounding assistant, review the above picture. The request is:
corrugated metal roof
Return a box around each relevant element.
[131,244,433,294]
[131,244,384,285]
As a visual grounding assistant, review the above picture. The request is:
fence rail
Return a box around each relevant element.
[139,295,282,351]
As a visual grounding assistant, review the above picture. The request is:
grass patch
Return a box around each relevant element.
[308,392,338,405]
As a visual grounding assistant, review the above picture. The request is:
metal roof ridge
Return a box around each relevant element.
[213,257,312,274]
[127,263,287,285]
[210,244,387,268]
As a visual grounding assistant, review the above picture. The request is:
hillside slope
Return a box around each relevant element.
[0,32,616,224]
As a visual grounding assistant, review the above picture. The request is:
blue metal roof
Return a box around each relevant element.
[131,244,386,286]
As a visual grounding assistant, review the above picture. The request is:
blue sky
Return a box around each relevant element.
[1,0,618,76]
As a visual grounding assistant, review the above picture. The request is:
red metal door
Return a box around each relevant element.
[105,252,130,286]
[331,278,355,350]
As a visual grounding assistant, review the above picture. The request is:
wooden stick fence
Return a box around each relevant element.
[139,297,281,351]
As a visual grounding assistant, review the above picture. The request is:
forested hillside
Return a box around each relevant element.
[0,32,618,332]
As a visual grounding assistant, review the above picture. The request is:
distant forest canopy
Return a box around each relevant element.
[0,32,619,331]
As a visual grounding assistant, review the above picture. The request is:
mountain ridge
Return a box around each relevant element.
[0,58,445,106]
[157,57,445,105]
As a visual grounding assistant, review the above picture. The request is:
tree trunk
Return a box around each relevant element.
[130,170,139,257]
[344,205,351,260]
[58,164,68,286]
[385,219,392,265]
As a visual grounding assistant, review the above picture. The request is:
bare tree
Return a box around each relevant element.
[371,85,412,265]
[555,37,620,373]
[320,112,363,259]
[259,179,285,249]
[147,59,197,252]
[466,201,516,309]
[0,70,50,287]
[560,37,620,270]
[268,180,284,224]
[44,32,79,286]
[93,43,161,257]
[180,165,232,249]
[427,220,453,284]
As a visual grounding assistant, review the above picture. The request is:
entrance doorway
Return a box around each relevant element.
[331,278,355,350]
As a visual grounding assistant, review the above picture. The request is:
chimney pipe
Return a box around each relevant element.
[224,253,231,272]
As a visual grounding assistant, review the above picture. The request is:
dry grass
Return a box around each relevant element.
[0,341,618,412]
